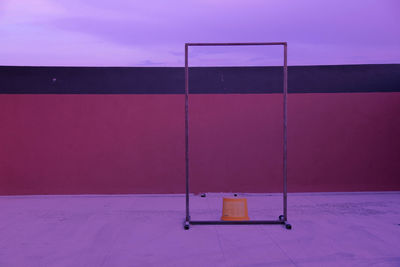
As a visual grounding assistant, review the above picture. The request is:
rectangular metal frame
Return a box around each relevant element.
[184,42,290,230]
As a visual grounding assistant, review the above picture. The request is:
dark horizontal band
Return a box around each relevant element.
[0,64,399,94]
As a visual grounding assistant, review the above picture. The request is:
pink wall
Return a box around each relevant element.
[0,93,399,195]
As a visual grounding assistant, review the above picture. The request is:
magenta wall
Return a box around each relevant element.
[0,93,399,195]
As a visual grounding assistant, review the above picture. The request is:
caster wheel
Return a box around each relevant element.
[285,224,292,230]
[233,193,238,197]
[184,222,190,230]
[279,215,285,221]
[201,193,206,198]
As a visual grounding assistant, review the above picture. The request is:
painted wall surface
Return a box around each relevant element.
[0,93,399,195]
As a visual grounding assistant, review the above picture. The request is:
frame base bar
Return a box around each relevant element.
[189,220,285,225]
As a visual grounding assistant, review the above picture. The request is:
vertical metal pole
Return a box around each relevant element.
[185,44,190,222]
[283,44,288,221]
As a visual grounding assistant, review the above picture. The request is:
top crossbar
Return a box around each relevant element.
[185,42,287,46]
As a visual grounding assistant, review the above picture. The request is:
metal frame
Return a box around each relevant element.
[184,42,291,230]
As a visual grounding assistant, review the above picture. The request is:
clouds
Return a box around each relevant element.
[0,0,399,66]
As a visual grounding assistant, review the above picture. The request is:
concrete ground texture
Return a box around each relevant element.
[0,192,399,267]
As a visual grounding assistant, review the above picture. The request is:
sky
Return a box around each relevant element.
[0,0,399,66]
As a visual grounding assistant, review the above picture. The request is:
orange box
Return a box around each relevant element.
[221,198,250,221]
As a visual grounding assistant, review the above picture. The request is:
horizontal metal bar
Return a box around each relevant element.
[185,42,287,47]
[190,220,285,225]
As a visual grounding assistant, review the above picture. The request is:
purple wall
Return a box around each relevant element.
[0,93,399,195]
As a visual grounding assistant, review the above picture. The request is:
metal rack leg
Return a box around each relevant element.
[283,43,288,222]
[184,44,190,230]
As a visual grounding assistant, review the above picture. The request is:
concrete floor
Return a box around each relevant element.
[0,192,399,267]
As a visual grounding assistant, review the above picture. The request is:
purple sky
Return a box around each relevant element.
[1,0,399,66]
